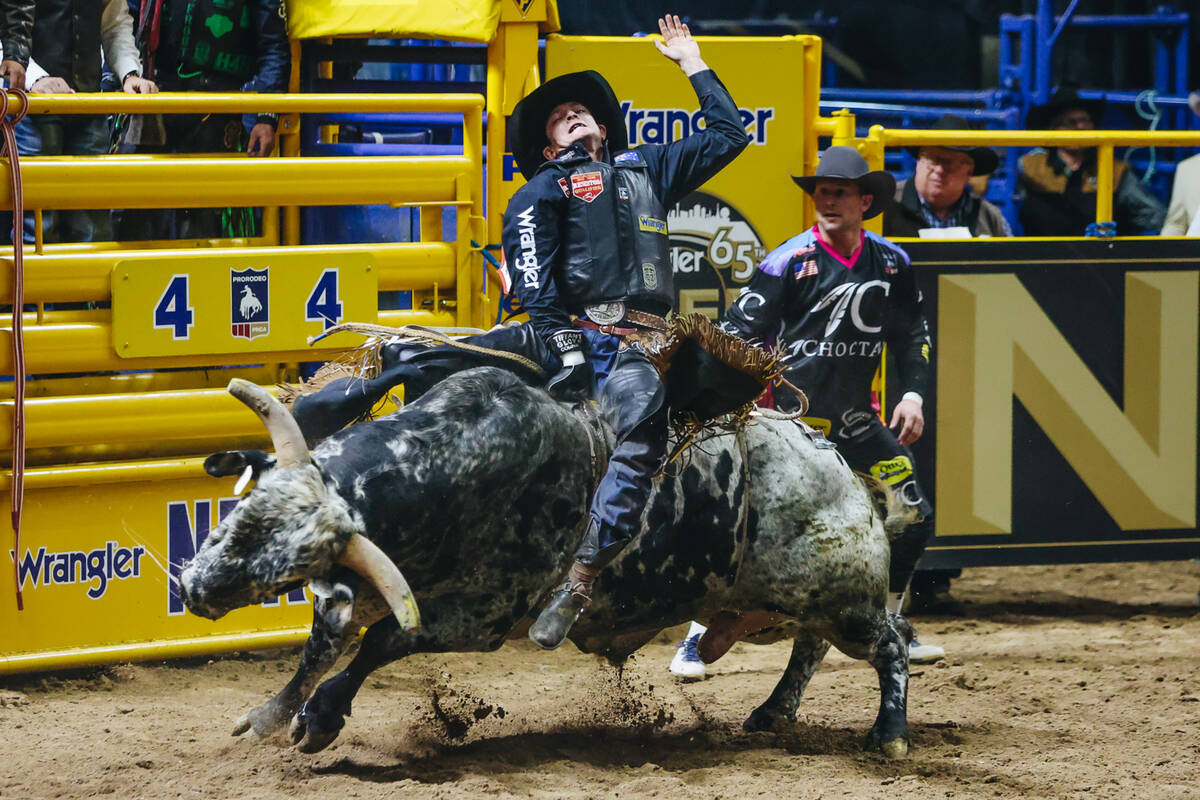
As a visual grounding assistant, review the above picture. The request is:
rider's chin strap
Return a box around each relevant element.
[2,87,28,611]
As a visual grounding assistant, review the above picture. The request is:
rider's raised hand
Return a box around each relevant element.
[654,14,706,76]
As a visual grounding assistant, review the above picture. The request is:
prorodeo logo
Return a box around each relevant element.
[11,541,146,599]
[667,191,766,319]
[231,267,269,340]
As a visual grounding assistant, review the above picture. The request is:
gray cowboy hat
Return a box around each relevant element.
[791,146,896,220]
[905,114,1000,176]
[510,70,628,181]
[1025,86,1105,130]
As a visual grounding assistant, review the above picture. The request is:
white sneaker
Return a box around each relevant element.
[909,639,945,664]
[669,633,707,680]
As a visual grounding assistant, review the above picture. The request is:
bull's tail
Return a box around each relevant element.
[856,473,922,541]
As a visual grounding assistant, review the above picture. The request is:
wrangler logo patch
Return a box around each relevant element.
[638,215,667,234]
[570,171,604,203]
[869,456,914,485]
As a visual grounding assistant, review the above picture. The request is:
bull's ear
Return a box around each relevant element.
[204,450,276,480]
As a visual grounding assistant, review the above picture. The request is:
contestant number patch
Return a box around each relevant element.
[112,252,377,358]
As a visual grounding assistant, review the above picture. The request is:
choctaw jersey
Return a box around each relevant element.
[721,225,932,418]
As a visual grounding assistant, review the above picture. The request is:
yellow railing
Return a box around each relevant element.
[0,91,488,465]
[816,108,1200,229]
[0,3,558,675]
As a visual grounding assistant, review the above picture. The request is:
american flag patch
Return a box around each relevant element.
[796,259,819,279]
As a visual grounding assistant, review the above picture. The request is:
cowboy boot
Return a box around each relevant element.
[528,561,600,650]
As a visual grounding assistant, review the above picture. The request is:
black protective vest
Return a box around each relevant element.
[556,154,674,313]
[32,0,102,92]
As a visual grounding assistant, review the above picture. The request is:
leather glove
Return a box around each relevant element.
[546,329,593,399]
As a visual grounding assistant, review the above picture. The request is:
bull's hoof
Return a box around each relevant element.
[865,724,909,758]
[289,714,342,754]
[289,697,347,753]
[231,702,295,741]
[742,705,793,733]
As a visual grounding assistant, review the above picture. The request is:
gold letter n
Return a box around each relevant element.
[937,271,1197,534]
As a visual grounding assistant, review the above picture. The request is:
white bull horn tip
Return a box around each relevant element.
[227,379,308,468]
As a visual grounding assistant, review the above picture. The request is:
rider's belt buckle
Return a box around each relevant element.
[584,301,625,326]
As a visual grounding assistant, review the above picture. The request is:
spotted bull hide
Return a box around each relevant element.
[180,366,911,758]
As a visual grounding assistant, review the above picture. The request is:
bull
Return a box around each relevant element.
[179,366,912,758]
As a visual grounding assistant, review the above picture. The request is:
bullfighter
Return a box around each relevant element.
[713,145,945,663]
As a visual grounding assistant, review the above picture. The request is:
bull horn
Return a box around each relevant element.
[337,533,420,632]
[228,379,309,469]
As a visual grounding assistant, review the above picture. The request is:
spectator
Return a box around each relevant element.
[117,0,289,240]
[1160,92,1200,236]
[1018,87,1165,236]
[884,113,1010,238]
[0,0,33,89]
[10,0,156,243]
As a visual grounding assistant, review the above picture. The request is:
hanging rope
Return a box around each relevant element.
[1,87,29,611]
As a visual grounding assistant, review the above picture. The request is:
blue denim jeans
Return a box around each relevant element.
[6,114,112,243]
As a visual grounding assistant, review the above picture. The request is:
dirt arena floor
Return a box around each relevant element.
[2,560,1198,800]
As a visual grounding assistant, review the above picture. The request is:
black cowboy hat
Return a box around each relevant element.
[510,70,628,181]
[905,114,1000,176]
[791,146,896,220]
[1025,86,1106,130]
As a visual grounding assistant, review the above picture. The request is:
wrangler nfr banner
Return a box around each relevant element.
[897,238,1200,568]
[543,35,818,322]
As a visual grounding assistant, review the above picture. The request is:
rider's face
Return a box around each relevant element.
[543,102,607,159]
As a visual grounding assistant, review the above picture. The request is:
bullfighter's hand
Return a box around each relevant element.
[122,75,158,94]
[247,122,276,157]
[889,397,925,446]
[0,60,25,91]
[654,15,707,76]
[31,75,73,94]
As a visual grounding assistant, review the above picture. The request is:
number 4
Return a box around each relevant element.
[153,274,194,340]
[306,269,343,330]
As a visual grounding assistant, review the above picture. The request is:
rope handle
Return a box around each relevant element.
[2,87,30,611]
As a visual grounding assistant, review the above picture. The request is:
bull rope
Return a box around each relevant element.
[2,88,29,611]
[308,321,546,378]
[754,376,810,420]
